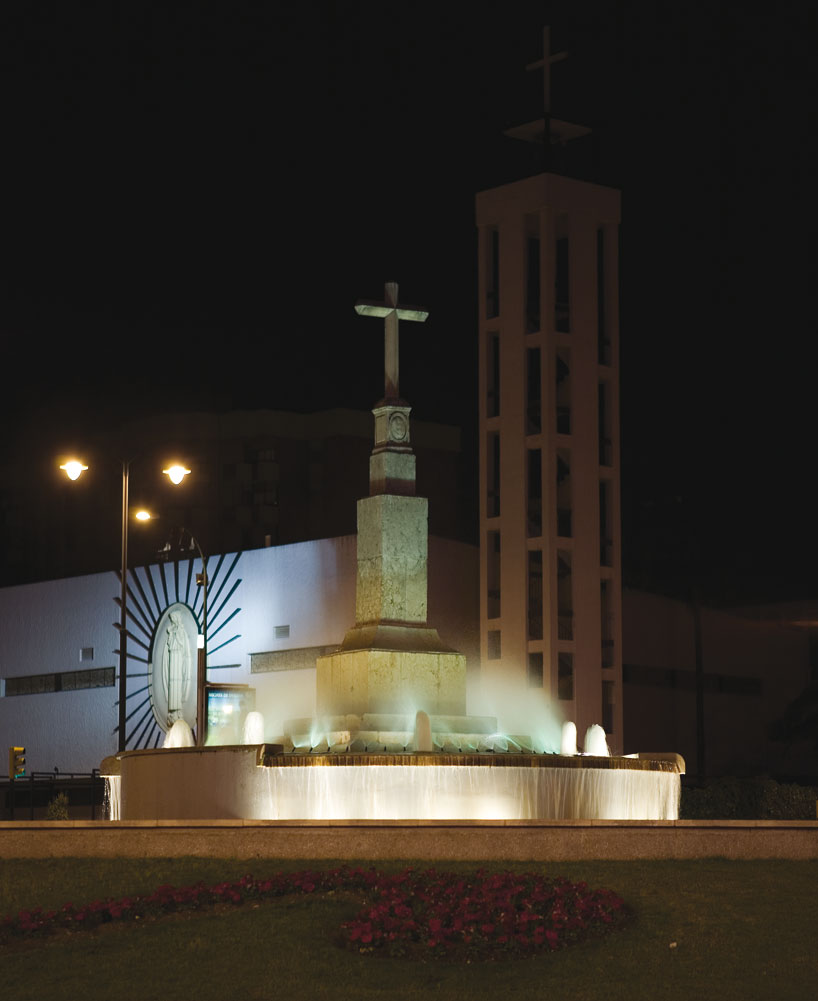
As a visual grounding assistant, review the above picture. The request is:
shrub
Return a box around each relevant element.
[681,776,817,820]
[45,792,70,821]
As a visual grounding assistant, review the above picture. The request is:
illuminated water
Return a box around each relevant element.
[583,724,610,757]
[243,711,266,744]
[163,719,195,748]
[260,762,680,820]
[105,716,683,821]
[561,721,578,755]
[103,774,121,820]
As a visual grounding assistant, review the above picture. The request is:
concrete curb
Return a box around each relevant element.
[2,819,817,860]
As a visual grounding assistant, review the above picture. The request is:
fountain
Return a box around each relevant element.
[105,282,684,822]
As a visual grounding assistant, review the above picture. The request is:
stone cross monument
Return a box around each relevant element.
[315,282,466,723]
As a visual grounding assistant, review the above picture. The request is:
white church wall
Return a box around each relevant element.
[0,572,121,773]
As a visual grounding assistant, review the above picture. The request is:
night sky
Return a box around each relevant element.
[2,1,816,601]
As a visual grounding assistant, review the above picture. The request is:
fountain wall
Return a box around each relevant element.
[112,745,682,822]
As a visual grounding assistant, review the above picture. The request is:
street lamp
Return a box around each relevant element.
[60,457,189,752]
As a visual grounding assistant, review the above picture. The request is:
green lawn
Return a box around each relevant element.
[1,858,816,1001]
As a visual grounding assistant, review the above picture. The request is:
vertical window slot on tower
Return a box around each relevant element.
[487,432,500,518]
[558,652,574,701]
[600,480,613,566]
[556,349,571,435]
[487,332,500,418]
[602,680,614,734]
[598,381,612,465]
[556,450,571,538]
[526,347,541,434]
[487,530,501,619]
[525,214,540,333]
[601,579,614,668]
[557,551,573,641]
[528,651,544,688]
[527,549,543,640]
[555,216,570,333]
[527,448,542,538]
[597,227,611,364]
[486,227,500,319]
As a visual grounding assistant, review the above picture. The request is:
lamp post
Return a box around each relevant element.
[60,458,191,753]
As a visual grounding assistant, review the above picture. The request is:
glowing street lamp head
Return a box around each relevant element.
[134,509,152,522]
[163,464,191,486]
[60,460,88,481]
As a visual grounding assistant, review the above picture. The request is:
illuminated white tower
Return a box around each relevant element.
[475,29,623,749]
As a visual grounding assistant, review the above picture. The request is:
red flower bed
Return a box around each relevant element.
[0,867,625,961]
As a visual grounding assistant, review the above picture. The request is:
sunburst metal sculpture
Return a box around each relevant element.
[113,553,243,749]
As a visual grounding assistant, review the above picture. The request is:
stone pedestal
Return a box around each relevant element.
[315,395,467,721]
[316,644,466,718]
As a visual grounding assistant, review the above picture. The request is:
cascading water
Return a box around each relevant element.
[108,718,684,822]
[103,774,121,821]
[258,759,680,821]
[242,711,265,745]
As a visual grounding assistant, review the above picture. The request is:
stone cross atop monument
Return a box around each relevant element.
[315,280,466,721]
[354,281,429,498]
[355,281,429,402]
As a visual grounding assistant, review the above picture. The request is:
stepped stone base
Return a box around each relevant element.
[281,710,528,754]
[316,643,466,718]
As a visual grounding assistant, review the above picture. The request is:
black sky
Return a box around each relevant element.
[2,1,816,601]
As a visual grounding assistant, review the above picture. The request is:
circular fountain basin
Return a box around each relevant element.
[113,745,683,821]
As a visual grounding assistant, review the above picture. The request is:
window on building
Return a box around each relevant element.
[557,450,571,538]
[487,630,501,661]
[597,227,612,365]
[556,349,571,435]
[528,651,544,688]
[486,227,500,319]
[525,215,541,333]
[558,652,574,700]
[527,549,543,640]
[487,432,500,518]
[527,449,542,538]
[599,480,613,566]
[487,332,500,418]
[526,347,541,434]
[555,217,570,333]
[557,551,573,641]
[487,530,501,619]
[3,666,115,697]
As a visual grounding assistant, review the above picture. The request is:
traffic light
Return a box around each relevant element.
[8,746,25,780]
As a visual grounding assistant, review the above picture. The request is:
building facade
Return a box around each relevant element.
[476,172,623,747]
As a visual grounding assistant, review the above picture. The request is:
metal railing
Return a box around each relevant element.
[3,770,103,821]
